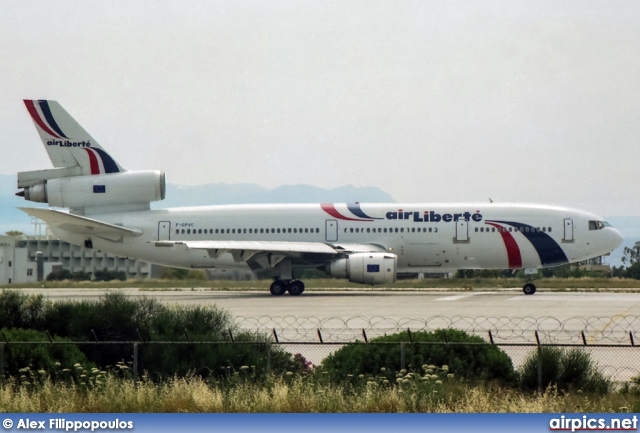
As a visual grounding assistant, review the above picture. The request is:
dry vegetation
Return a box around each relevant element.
[2,373,639,413]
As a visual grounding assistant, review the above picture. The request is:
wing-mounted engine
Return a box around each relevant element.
[17,169,165,214]
[326,252,397,285]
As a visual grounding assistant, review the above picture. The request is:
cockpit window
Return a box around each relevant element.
[589,220,609,230]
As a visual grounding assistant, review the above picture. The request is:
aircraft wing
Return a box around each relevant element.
[154,240,337,257]
[152,240,386,266]
[20,208,142,239]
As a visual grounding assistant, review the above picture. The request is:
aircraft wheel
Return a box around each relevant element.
[270,280,287,296]
[523,283,537,295]
[288,280,305,296]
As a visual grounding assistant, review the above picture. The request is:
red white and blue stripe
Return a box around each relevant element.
[24,100,68,139]
[486,220,568,268]
[321,203,383,221]
[83,147,121,174]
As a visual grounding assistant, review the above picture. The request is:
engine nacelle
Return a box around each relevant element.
[326,252,397,285]
[20,170,165,211]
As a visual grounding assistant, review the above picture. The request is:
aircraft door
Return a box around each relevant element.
[325,220,338,242]
[455,219,469,242]
[158,221,171,241]
[563,218,574,242]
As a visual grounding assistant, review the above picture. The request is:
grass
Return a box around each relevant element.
[3,277,640,291]
[2,361,639,413]
[1,372,639,413]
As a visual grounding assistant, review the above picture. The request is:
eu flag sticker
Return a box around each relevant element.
[367,264,380,272]
[93,185,106,193]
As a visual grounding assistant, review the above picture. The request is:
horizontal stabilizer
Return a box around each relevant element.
[20,208,142,238]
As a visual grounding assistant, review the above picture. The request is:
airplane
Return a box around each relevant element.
[16,100,624,296]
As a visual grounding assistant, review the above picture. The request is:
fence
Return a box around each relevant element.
[2,315,640,387]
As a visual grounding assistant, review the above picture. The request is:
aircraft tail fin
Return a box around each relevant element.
[23,100,125,175]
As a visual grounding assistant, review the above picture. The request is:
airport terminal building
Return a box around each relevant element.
[0,233,153,285]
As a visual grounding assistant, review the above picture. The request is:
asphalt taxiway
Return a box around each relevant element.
[12,288,640,321]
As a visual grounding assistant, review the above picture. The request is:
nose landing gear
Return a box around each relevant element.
[523,282,537,295]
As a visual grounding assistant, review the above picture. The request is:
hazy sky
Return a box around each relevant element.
[2,1,639,216]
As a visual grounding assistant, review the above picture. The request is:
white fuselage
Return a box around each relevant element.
[50,202,623,273]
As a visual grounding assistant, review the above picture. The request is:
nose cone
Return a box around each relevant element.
[610,228,624,251]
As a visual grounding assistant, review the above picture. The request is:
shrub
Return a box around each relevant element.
[36,292,300,379]
[46,269,73,281]
[94,269,126,281]
[0,290,47,329]
[520,346,610,393]
[0,328,90,377]
[320,329,515,385]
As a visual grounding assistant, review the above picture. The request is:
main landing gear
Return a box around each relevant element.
[523,282,536,295]
[270,279,306,296]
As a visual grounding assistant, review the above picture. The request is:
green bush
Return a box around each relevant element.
[0,290,47,329]
[17,291,301,379]
[0,328,90,377]
[46,269,73,281]
[320,329,516,385]
[94,269,126,281]
[140,304,300,379]
[520,346,610,393]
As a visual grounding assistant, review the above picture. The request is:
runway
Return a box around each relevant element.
[10,287,640,378]
[12,287,640,322]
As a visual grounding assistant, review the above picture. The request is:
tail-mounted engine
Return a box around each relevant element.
[17,169,165,214]
[326,252,397,285]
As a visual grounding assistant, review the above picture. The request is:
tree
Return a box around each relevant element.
[5,231,24,236]
[621,242,640,267]
[618,242,640,280]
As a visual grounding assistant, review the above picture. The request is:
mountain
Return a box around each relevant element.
[0,174,394,233]
[158,183,394,208]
